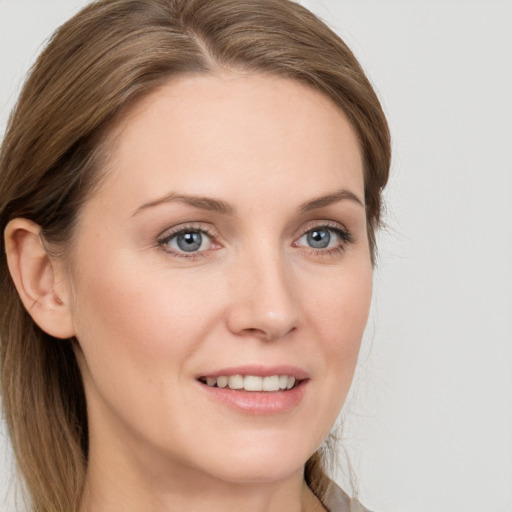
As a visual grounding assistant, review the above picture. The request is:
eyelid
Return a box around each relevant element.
[155,220,354,260]
[292,220,355,252]
[157,222,219,241]
[297,220,353,240]
[156,222,221,258]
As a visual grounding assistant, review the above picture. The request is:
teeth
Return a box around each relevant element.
[203,375,298,391]
[244,375,263,391]
[262,375,280,391]
[286,376,296,389]
[228,375,244,390]
[217,376,228,388]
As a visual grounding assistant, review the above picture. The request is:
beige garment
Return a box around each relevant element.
[323,480,371,512]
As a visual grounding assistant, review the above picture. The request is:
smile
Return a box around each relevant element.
[196,366,309,414]
[199,375,298,392]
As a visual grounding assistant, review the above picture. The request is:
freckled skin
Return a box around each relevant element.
[66,73,372,512]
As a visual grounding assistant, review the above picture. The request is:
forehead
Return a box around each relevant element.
[91,72,364,213]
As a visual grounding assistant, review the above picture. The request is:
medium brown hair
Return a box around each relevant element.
[0,1,390,510]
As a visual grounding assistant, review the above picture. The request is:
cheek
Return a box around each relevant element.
[68,247,219,403]
[71,248,210,346]
[67,250,227,454]
[303,260,372,401]
[309,260,372,348]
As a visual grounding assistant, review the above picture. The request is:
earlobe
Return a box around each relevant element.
[4,218,76,339]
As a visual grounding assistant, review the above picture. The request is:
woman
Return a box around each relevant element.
[0,1,390,511]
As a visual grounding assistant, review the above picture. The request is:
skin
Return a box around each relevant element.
[6,72,372,512]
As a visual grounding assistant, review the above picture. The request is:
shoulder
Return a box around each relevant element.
[323,480,373,512]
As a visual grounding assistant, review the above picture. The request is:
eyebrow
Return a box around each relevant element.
[133,188,364,217]
[133,193,235,216]
[299,189,364,212]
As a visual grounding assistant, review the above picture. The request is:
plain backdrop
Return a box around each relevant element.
[1,1,511,511]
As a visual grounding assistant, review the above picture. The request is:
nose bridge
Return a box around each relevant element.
[226,240,299,340]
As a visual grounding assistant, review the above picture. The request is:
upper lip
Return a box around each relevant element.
[197,364,309,380]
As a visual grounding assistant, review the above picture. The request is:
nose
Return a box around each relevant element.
[225,250,299,341]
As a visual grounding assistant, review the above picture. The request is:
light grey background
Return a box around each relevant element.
[1,1,511,511]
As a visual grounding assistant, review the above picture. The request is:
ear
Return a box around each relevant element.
[4,218,76,339]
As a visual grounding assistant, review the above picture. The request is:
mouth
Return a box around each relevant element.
[198,374,301,392]
[196,366,309,414]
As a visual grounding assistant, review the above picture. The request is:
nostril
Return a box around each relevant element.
[239,326,292,342]
[240,327,272,339]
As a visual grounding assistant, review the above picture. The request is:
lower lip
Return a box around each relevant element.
[199,380,308,415]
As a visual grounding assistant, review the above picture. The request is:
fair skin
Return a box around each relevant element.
[5,72,372,512]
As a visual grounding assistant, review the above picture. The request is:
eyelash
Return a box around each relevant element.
[157,224,218,260]
[294,222,354,258]
[157,222,354,260]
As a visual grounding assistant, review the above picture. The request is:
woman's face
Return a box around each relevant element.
[65,73,372,486]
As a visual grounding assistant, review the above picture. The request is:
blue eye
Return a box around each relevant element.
[306,228,332,249]
[163,229,212,253]
[296,225,350,251]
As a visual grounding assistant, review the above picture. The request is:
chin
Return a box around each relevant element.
[186,433,318,485]
[204,457,305,485]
